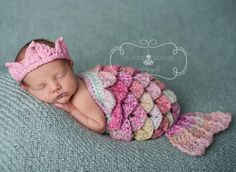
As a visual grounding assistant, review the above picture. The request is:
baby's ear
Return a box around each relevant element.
[20,82,29,90]
[69,60,73,67]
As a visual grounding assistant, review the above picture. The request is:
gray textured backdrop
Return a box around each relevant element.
[0,0,235,171]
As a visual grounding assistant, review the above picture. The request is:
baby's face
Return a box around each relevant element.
[22,60,78,104]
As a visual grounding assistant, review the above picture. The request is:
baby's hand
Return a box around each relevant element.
[54,101,76,114]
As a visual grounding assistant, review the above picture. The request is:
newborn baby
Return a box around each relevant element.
[5,37,232,156]
[6,37,106,134]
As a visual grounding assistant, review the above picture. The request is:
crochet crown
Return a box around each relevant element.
[5,37,71,82]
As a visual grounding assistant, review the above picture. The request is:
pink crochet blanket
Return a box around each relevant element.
[80,65,232,156]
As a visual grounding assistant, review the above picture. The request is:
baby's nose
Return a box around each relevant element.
[51,83,62,93]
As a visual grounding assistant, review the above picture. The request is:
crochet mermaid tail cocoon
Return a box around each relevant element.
[165,112,231,156]
[80,65,232,156]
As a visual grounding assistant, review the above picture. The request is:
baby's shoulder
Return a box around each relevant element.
[71,77,96,111]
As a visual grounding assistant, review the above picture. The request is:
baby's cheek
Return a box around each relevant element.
[64,76,77,93]
[35,91,52,103]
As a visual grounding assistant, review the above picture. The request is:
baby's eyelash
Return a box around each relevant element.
[31,84,45,91]
[38,84,46,89]
[56,70,67,78]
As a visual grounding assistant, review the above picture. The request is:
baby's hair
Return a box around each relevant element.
[15,38,55,62]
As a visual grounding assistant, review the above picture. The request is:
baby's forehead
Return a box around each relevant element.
[23,60,69,84]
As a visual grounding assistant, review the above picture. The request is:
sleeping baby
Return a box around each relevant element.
[5,37,232,156]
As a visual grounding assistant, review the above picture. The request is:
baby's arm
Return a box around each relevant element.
[71,108,106,134]
[54,102,106,134]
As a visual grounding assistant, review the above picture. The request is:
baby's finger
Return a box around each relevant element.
[53,103,64,108]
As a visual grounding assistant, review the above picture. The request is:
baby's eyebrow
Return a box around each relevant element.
[55,67,68,76]
[55,70,64,75]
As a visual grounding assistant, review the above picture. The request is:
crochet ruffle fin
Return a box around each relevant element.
[165,112,232,156]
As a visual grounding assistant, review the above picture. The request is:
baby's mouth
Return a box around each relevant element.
[56,92,68,100]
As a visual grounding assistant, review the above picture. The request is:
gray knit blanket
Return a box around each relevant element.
[0,73,235,172]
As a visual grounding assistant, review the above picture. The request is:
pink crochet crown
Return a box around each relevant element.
[5,37,71,82]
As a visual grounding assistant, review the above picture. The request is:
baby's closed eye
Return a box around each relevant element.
[32,83,46,90]
[56,72,66,79]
